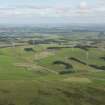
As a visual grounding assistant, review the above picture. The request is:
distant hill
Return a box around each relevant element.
[0,24,105,36]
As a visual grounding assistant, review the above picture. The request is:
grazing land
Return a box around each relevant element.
[0,29,105,105]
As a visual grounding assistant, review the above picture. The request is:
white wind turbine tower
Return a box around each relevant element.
[9,38,15,49]
[9,38,16,59]
[32,40,37,61]
[11,40,15,49]
[86,41,90,68]
[71,41,75,52]
[32,40,35,45]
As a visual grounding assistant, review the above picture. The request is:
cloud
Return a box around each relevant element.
[80,1,88,8]
[0,1,105,19]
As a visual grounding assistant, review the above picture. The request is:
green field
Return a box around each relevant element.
[0,42,105,105]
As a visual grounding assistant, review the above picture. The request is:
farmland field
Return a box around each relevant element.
[0,31,105,105]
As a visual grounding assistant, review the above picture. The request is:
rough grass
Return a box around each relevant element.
[0,46,104,105]
[39,48,105,72]
[0,80,104,105]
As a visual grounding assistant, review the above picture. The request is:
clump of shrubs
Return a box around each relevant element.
[53,61,73,69]
[74,45,89,51]
[100,56,105,61]
[24,48,34,52]
[53,60,73,74]
[89,64,105,70]
[59,70,74,75]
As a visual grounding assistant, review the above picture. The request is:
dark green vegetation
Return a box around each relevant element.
[0,80,105,105]
[0,31,105,105]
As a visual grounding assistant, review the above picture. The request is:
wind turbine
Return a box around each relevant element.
[72,42,75,52]
[11,40,15,49]
[85,41,90,68]
[9,37,18,61]
[32,40,35,45]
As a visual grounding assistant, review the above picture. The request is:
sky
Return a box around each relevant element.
[0,0,105,25]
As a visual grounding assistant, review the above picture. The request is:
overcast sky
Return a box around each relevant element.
[0,0,105,25]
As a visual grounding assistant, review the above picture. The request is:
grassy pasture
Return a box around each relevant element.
[0,44,104,105]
